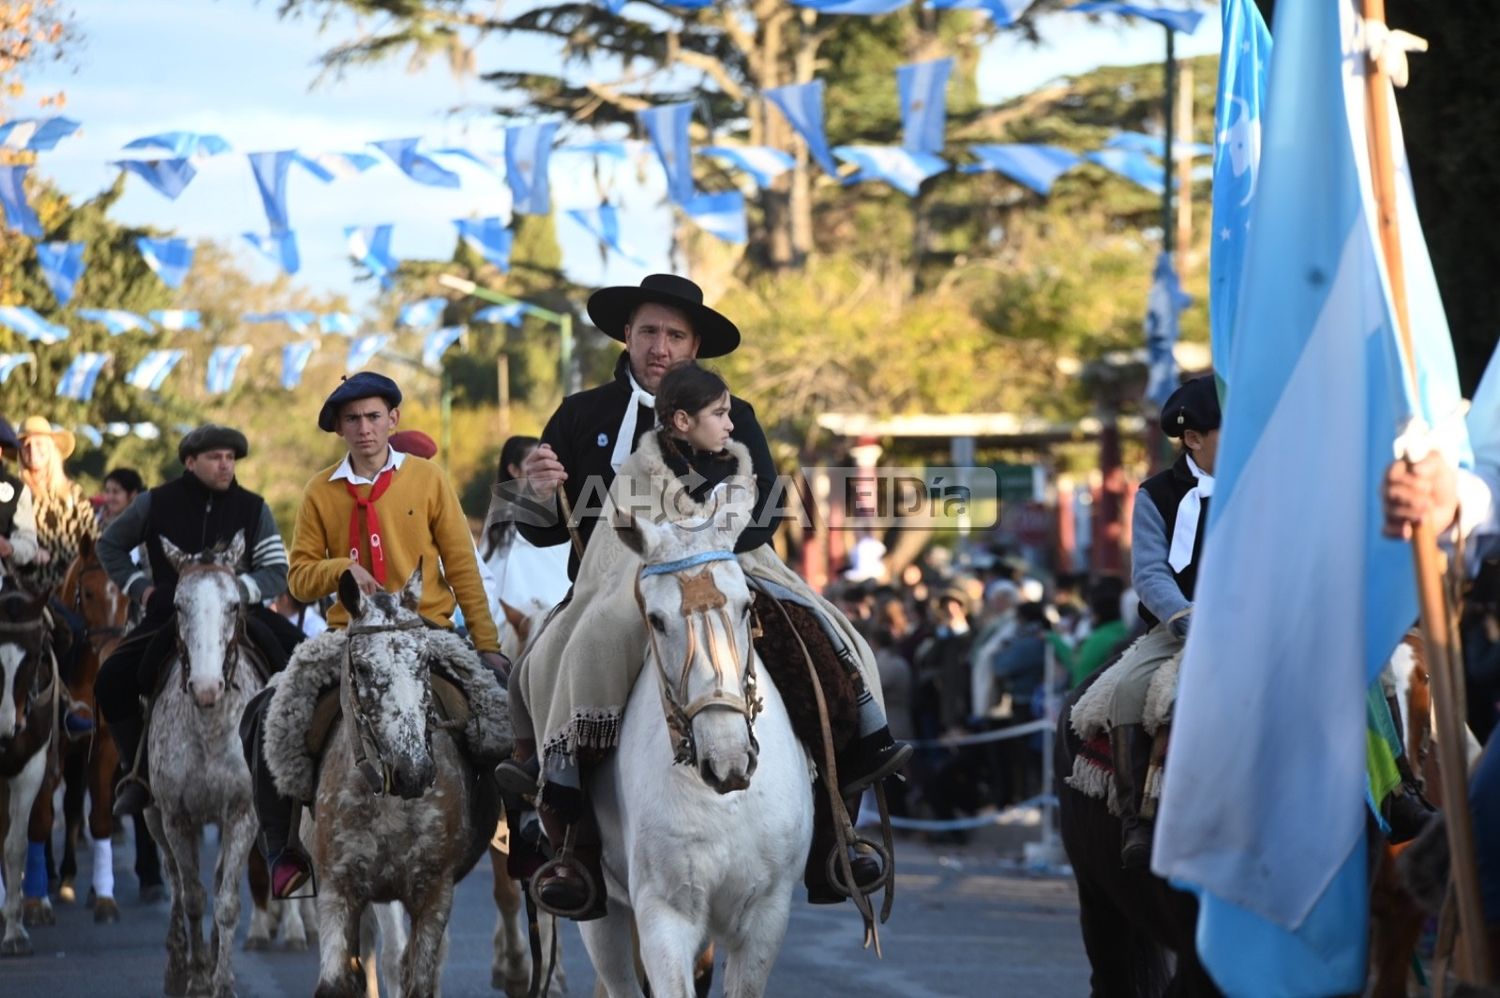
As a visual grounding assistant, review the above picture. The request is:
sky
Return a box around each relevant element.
[12,0,1222,314]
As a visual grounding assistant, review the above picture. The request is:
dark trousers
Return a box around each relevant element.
[239,686,293,862]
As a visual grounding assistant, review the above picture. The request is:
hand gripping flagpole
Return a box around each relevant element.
[1360,0,1494,983]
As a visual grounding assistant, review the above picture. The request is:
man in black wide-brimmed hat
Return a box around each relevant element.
[498,274,911,921]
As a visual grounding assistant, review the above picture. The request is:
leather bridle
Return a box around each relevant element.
[173,561,246,698]
[341,615,433,797]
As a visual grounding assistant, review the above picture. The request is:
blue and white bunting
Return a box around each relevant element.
[833,146,947,196]
[473,304,526,327]
[0,305,67,343]
[281,341,318,390]
[1106,130,1212,160]
[506,121,561,215]
[206,345,252,395]
[294,151,381,183]
[962,144,1082,195]
[372,137,462,189]
[432,147,505,179]
[765,81,840,177]
[345,224,398,286]
[681,191,748,245]
[126,350,185,391]
[77,309,154,336]
[1209,0,1271,382]
[35,241,86,306]
[790,0,912,13]
[927,0,1034,26]
[422,326,466,371]
[897,58,952,155]
[0,116,80,151]
[148,309,201,332]
[57,352,111,401]
[123,131,232,157]
[557,140,636,161]
[136,236,195,289]
[243,230,301,275]
[248,150,295,233]
[245,310,317,334]
[75,425,104,449]
[399,297,447,329]
[0,165,43,238]
[347,334,390,372]
[1070,1,1204,35]
[454,217,514,272]
[113,158,198,199]
[1143,252,1190,407]
[0,354,35,384]
[103,422,161,440]
[1084,147,1165,194]
[320,312,359,337]
[698,146,795,189]
[566,205,647,266]
[638,102,697,204]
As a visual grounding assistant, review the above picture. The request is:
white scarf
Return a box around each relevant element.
[610,366,656,473]
[1168,454,1214,573]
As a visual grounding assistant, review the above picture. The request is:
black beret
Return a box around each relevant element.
[178,424,249,463]
[1161,374,1222,439]
[318,371,403,433]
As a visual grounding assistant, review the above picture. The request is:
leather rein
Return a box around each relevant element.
[173,561,248,698]
[68,558,127,654]
[0,600,51,717]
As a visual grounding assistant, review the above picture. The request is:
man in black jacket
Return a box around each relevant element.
[95,424,302,817]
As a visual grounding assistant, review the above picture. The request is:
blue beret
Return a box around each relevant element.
[318,371,403,433]
[1161,375,1222,439]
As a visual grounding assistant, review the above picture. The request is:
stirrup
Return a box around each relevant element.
[529,856,599,920]
[63,702,96,742]
[825,836,893,899]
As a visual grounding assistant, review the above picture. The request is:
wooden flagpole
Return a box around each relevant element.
[1360,0,1494,983]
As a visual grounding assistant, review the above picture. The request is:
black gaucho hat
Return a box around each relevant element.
[586,274,740,358]
[1161,374,1222,439]
[318,371,403,433]
[178,424,249,463]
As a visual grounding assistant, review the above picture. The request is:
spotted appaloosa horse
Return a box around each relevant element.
[144,532,266,998]
[0,589,56,957]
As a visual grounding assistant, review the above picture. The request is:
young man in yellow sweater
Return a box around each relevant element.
[241,371,508,898]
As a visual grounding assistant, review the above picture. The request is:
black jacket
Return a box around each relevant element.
[519,352,783,578]
[0,466,21,537]
[1136,454,1207,629]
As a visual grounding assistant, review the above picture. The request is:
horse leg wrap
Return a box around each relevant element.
[24,842,49,898]
[91,838,115,900]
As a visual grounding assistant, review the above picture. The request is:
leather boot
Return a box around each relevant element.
[251,740,310,898]
[805,789,885,904]
[1110,724,1154,870]
[534,803,607,921]
[837,725,914,797]
[494,737,540,798]
[111,715,151,818]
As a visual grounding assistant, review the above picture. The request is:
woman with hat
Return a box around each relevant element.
[0,416,41,587]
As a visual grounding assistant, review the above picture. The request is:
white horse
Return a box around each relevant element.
[578,507,814,998]
[0,589,53,957]
[144,532,265,997]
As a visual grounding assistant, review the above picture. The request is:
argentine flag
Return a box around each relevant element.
[1152,2,1470,995]
[57,353,110,402]
[281,341,318,391]
[206,345,252,395]
[126,350,185,392]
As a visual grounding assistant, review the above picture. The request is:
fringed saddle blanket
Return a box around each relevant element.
[263,627,512,802]
[1065,646,1179,818]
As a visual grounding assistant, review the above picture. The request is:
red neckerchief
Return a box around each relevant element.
[346,465,396,584]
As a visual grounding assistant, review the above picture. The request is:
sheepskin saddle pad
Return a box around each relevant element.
[1064,648,1179,818]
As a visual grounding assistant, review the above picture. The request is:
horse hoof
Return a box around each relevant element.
[94,898,120,924]
[1,934,34,957]
[20,900,53,927]
[283,936,308,953]
[140,883,167,904]
[57,882,76,905]
[243,935,269,952]
[497,970,530,997]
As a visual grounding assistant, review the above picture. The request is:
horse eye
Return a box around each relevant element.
[648,613,667,633]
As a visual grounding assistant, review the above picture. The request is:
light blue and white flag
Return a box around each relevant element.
[113,158,198,200]
[1143,252,1190,408]
[243,230,301,275]
[399,297,447,329]
[245,310,317,334]
[0,116,80,151]
[248,150,295,233]
[698,146,795,189]
[148,309,200,332]
[0,305,67,343]
[962,144,1082,195]
[57,352,110,401]
[1070,0,1204,35]
[36,241,85,306]
[637,102,697,204]
[345,224,398,287]
[347,334,390,372]
[1084,147,1164,194]
[126,349,185,391]
[506,121,561,215]
[123,131,232,157]
[206,345,251,395]
[432,146,505,179]
[454,217,514,272]
[77,309,153,336]
[76,425,103,449]
[105,421,161,440]
[897,57,952,155]
[566,205,647,266]
[294,151,382,182]
[1209,0,1272,382]
[320,312,359,337]
[0,165,43,238]
[281,341,318,390]
[137,237,194,289]
[0,354,34,384]
[790,0,911,13]
[1467,341,1500,472]
[1152,3,1469,995]
[926,0,1033,26]
[765,81,840,177]
[422,326,466,371]
[1107,130,1213,160]
[474,304,526,327]
[557,140,637,161]
[372,137,462,189]
[833,146,947,196]
[681,191,748,244]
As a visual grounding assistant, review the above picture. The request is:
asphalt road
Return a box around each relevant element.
[0,822,1090,997]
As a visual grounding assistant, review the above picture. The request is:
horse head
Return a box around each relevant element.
[337,564,436,800]
[618,479,762,795]
[62,535,128,652]
[162,530,246,709]
[0,588,50,748]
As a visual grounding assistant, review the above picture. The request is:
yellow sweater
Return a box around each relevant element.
[288,455,501,653]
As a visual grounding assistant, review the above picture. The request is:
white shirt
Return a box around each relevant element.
[329,447,406,486]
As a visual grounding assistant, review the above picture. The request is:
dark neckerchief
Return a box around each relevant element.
[660,432,737,503]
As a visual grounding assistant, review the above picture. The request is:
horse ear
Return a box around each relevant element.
[160,535,191,573]
[222,529,247,568]
[615,510,657,559]
[399,560,423,611]
[338,569,364,619]
[77,534,94,561]
[500,598,527,631]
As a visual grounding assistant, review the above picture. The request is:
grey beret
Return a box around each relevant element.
[178,424,249,463]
